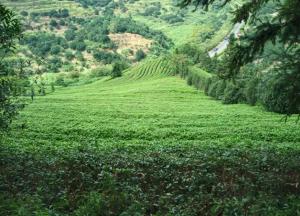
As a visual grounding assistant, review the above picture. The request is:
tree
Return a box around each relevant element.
[0,4,23,131]
[135,49,146,61]
[111,61,128,78]
[64,29,76,41]
[180,0,300,115]
[50,45,61,55]
[49,19,58,28]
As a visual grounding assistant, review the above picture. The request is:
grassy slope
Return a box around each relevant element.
[2,60,300,214]
[3,0,236,48]
[2,0,92,15]
[124,0,238,47]
[8,62,300,151]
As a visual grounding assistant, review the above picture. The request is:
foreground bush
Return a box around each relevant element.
[1,144,299,215]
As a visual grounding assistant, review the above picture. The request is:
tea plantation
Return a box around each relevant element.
[1,63,300,215]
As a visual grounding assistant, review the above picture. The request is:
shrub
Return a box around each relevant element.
[222,82,242,104]
[89,67,112,78]
[207,81,218,98]
[49,19,58,28]
[111,61,128,78]
[64,29,76,41]
[135,49,146,61]
[50,45,61,55]
[161,14,184,24]
[70,41,86,52]
[48,57,63,72]
[65,51,75,60]
[244,77,259,106]
[215,80,227,100]
[68,71,80,79]
[142,5,161,17]
[93,50,121,64]
[259,70,300,114]
[204,77,212,95]
[55,75,67,87]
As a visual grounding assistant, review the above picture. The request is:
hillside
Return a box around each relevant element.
[2,61,300,214]
[2,0,238,78]
[1,1,300,215]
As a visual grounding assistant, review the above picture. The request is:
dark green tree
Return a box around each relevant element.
[135,49,146,61]
[180,0,300,115]
[111,61,128,78]
[0,4,23,131]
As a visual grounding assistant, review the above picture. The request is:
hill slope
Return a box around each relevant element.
[2,65,300,214]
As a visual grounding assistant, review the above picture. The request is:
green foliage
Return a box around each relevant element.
[222,81,243,104]
[89,67,112,78]
[161,14,184,24]
[259,69,300,114]
[111,61,128,78]
[93,50,121,64]
[70,40,86,52]
[55,75,67,87]
[1,64,300,214]
[135,49,146,61]
[180,0,300,115]
[0,4,23,132]
[21,32,66,57]
[50,45,61,55]
[75,0,111,8]
[64,29,76,41]
[142,5,161,17]
[49,19,58,27]
[48,57,63,72]
[65,50,75,60]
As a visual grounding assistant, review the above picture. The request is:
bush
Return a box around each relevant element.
[68,71,80,79]
[259,71,300,114]
[55,75,67,87]
[223,82,243,104]
[89,67,112,78]
[135,49,146,61]
[65,51,75,60]
[50,45,61,55]
[207,81,218,98]
[64,29,76,41]
[244,77,259,106]
[161,14,184,24]
[111,61,128,78]
[204,77,212,95]
[70,41,86,52]
[93,50,121,64]
[48,57,63,72]
[142,5,161,17]
[215,80,227,100]
[49,19,58,28]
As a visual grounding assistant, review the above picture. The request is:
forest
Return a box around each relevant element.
[0,0,299,215]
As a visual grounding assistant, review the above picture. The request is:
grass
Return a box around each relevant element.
[2,0,91,16]
[1,59,300,215]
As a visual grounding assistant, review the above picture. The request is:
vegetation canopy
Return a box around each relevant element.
[180,0,300,115]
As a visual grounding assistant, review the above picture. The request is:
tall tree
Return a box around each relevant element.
[0,4,23,131]
[180,0,300,115]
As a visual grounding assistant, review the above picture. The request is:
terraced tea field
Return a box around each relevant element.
[2,0,90,15]
[1,60,300,215]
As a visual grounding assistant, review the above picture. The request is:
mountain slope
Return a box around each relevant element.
[2,60,300,214]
